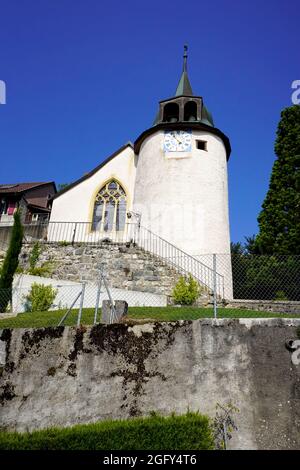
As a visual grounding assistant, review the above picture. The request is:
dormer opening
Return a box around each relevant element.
[184,101,197,122]
[163,102,179,123]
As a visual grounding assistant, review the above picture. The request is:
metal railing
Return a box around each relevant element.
[0,220,225,299]
[4,220,225,299]
[130,224,224,298]
[4,221,298,302]
[25,221,133,245]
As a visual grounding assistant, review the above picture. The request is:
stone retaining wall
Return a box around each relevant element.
[227,299,300,314]
[1,318,300,449]
[19,243,184,297]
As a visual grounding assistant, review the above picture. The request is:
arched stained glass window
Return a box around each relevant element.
[92,180,127,232]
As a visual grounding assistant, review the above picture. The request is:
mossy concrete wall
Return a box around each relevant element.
[0,319,300,450]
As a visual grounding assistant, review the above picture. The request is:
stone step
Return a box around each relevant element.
[19,242,206,298]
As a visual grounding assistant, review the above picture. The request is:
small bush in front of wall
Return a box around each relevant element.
[29,242,41,271]
[274,290,289,301]
[29,261,55,277]
[27,242,55,276]
[213,402,239,450]
[58,240,70,247]
[0,412,214,450]
[172,275,201,305]
[24,283,57,312]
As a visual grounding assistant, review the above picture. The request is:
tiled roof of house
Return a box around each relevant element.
[25,196,51,210]
[0,182,53,193]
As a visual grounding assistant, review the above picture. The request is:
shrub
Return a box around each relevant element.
[29,242,41,271]
[15,265,24,274]
[58,240,70,247]
[27,243,56,277]
[24,283,57,312]
[172,275,200,305]
[29,261,55,277]
[274,290,289,301]
[0,412,214,450]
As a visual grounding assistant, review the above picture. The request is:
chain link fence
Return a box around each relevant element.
[195,254,300,301]
[3,221,299,301]
[0,254,299,317]
[0,274,168,316]
[231,254,300,301]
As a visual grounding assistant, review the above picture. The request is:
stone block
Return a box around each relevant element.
[74,248,84,255]
[0,340,6,366]
[101,300,128,324]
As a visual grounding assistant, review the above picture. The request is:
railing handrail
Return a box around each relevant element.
[130,224,224,294]
[2,220,224,296]
[137,224,223,278]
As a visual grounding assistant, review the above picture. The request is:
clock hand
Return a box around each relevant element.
[172,134,181,144]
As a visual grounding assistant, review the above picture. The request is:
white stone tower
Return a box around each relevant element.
[133,46,232,298]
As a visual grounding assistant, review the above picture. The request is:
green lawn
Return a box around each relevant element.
[0,306,298,329]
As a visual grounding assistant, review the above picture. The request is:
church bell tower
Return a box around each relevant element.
[133,46,233,298]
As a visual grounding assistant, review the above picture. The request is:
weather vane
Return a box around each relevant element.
[183,44,188,72]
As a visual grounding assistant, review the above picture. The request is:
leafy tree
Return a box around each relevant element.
[57,183,70,192]
[230,241,245,255]
[256,105,300,254]
[244,235,260,255]
[0,211,24,311]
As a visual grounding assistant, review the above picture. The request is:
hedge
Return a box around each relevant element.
[0,412,214,450]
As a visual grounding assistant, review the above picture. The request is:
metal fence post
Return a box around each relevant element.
[213,254,217,319]
[223,422,228,450]
[94,278,102,325]
[71,223,77,246]
[77,281,86,327]
[58,290,82,326]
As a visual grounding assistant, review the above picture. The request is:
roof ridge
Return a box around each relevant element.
[52,142,133,200]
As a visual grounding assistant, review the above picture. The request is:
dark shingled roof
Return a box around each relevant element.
[0,182,54,193]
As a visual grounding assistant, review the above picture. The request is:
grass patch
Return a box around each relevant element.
[0,412,214,450]
[0,306,298,329]
[127,306,299,321]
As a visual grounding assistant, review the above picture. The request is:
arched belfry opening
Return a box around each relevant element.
[163,102,179,123]
[92,180,127,232]
[152,45,214,127]
[184,101,197,121]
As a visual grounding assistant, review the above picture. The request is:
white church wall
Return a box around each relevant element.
[49,145,136,241]
[133,129,233,298]
[12,274,167,312]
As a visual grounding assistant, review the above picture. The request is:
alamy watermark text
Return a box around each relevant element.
[0,80,6,104]
[291,80,300,104]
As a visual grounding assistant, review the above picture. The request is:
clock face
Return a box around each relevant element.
[164,130,192,152]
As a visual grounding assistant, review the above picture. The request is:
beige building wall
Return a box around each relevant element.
[49,144,136,241]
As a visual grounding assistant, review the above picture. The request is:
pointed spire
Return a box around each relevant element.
[175,45,193,96]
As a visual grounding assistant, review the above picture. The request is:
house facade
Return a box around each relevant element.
[0,182,56,225]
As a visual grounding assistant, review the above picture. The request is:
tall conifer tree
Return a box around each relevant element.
[256,105,300,254]
[0,210,24,311]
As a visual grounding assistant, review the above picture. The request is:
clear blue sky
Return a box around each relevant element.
[0,0,299,243]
